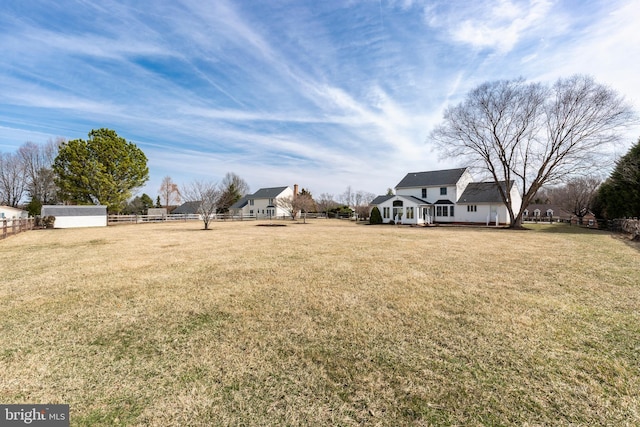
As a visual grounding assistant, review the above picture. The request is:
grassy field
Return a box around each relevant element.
[1,220,639,426]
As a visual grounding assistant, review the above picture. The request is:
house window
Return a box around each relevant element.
[406,207,414,219]
[249,210,254,215]
[268,198,274,205]
[442,206,448,217]
[440,187,447,195]
[421,188,427,198]
[524,209,529,217]
[249,199,254,206]
[449,206,454,217]
[467,205,477,212]
[546,209,553,217]
[383,207,390,219]
[436,206,442,216]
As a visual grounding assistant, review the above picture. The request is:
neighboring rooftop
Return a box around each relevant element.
[172,201,201,215]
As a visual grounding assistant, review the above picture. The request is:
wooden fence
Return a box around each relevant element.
[610,218,640,239]
[108,213,265,224]
[107,212,334,225]
[1,218,35,240]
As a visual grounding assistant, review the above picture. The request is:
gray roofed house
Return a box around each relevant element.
[231,186,295,219]
[370,167,522,226]
[395,168,468,188]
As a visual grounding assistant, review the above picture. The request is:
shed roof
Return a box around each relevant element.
[395,168,468,189]
[41,205,106,216]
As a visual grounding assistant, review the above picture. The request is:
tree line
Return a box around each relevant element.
[0,128,377,222]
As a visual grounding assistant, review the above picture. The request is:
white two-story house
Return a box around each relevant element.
[230,186,295,219]
[371,168,521,225]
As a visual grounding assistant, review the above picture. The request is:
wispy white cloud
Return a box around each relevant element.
[0,0,637,199]
[424,0,555,54]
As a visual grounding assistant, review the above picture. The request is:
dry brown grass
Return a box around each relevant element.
[1,220,639,426]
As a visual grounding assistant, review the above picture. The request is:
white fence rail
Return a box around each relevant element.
[108,213,265,224]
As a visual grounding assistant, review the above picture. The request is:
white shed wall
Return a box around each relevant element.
[54,215,108,228]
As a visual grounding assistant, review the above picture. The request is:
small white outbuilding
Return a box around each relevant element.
[41,205,108,228]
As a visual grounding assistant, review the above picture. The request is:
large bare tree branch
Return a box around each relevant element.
[431,74,636,228]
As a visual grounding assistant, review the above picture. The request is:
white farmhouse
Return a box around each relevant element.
[230,186,295,219]
[371,168,522,225]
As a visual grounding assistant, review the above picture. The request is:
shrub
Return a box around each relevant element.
[42,216,56,228]
[370,206,383,224]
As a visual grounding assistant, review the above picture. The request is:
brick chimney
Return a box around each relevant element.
[293,184,298,197]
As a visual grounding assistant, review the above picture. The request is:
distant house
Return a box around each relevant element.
[371,167,522,225]
[523,204,597,226]
[40,205,107,228]
[172,201,202,215]
[230,186,295,219]
[0,206,28,220]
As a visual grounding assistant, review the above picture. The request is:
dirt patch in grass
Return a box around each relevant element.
[1,220,638,425]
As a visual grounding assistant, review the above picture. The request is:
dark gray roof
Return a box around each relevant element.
[229,195,249,210]
[250,186,289,199]
[395,168,468,188]
[172,201,201,214]
[371,195,393,205]
[458,181,513,204]
[41,205,106,216]
[434,199,455,205]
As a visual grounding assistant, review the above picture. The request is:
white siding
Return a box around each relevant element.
[54,215,108,228]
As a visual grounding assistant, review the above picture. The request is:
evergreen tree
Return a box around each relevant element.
[370,206,383,224]
[53,129,149,212]
[597,138,640,218]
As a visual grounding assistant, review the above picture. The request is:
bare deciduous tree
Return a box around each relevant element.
[296,191,315,223]
[17,138,60,204]
[276,195,299,220]
[354,190,376,220]
[183,180,221,230]
[555,176,602,224]
[0,151,26,207]
[315,193,337,217]
[431,74,636,228]
[159,175,181,207]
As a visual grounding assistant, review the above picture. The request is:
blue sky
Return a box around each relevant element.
[1,0,639,199]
